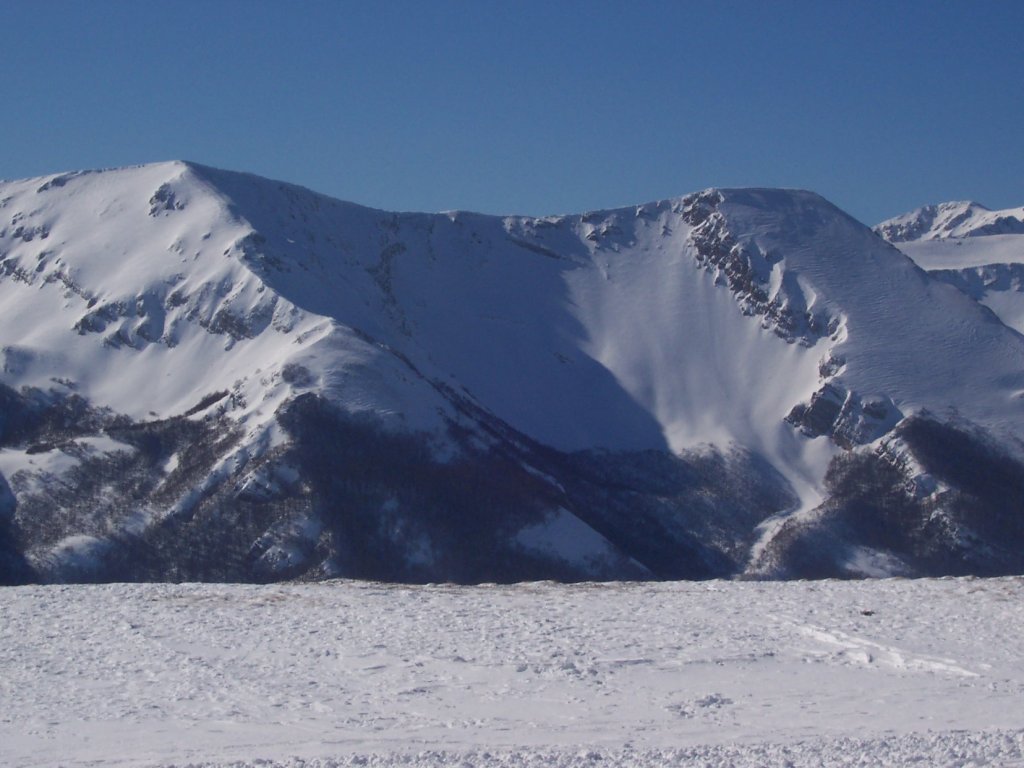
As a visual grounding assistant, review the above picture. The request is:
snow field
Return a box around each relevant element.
[878,200,1024,338]
[2,578,1023,767]
[888,236,1024,336]
[897,235,1024,271]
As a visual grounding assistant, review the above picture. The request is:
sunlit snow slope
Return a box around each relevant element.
[877,201,1024,334]
[1,163,1024,583]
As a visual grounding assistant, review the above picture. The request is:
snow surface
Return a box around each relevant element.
[896,235,1024,271]
[514,507,645,576]
[1,578,1023,767]
[0,435,135,497]
[879,201,1024,335]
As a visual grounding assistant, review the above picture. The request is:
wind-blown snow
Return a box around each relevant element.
[1,578,1022,767]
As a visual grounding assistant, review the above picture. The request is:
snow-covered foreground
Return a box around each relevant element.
[2,579,1023,767]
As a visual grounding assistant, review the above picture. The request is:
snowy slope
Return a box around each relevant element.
[877,202,1024,334]
[2,579,1023,767]
[2,163,1024,583]
[0,163,454,432]
[875,200,1024,242]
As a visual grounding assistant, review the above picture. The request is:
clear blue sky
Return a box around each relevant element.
[2,0,1021,225]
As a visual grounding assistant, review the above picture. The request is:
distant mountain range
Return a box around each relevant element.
[1,162,1023,584]
[876,201,1024,334]
[875,200,1024,242]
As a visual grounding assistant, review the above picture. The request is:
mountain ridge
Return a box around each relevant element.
[877,199,1024,335]
[2,162,1024,584]
[876,200,1024,242]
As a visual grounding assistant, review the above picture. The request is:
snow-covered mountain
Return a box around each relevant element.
[877,202,1024,334]
[2,162,1024,584]
[875,200,1024,242]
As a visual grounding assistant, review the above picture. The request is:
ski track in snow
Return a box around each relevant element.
[2,578,1023,767]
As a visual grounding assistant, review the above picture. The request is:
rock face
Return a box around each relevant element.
[1,163,1024,584]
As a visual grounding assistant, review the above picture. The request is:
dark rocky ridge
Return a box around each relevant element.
[3,372,1023,584]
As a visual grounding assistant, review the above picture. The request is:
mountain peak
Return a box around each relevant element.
[4,164,1024,583]
[875,200,1024,242]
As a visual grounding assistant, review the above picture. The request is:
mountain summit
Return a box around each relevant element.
[875,200,1024,242]
[878,200,1024,335]
[2,162,1023,584]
